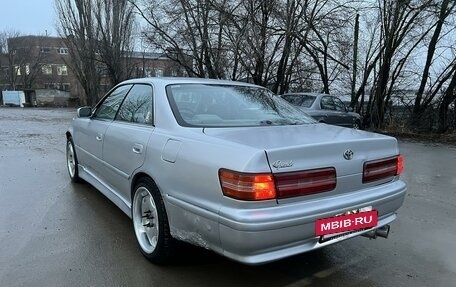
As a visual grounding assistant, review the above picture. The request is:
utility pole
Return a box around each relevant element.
[351,13,359,108]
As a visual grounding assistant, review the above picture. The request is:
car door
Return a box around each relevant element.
[75,84,132,177]
[332,97,353,127]
[102,84,154,199]
[319,96,338,124]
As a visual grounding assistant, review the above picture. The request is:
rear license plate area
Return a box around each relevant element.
[316,207,378,243]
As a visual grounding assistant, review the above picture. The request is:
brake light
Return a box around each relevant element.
[219,167,337,201]
[219,169,276,200]
[363,155,403,183]
[397,155,404,175]
[274,168,336,199]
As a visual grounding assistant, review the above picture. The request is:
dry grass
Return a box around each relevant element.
[371,126,456,145]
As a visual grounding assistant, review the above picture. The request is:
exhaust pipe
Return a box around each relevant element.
[375,225,390,238]
[362,225,390,239]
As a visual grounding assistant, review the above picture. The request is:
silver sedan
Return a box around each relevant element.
[66,78,406,265]
[281,93,363,129]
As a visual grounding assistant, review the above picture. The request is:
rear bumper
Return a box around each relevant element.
[218,180,406,265]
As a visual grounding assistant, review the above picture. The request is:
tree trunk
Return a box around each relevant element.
[438,70,456,133]
[413,0,452,124]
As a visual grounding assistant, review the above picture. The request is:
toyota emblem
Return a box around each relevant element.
[343,149,354,160]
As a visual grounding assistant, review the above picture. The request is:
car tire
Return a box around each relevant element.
[66,138,81,183]
[132,177,173,264]
[353,120,361,130]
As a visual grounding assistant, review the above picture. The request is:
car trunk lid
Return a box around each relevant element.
[204,124,399,201]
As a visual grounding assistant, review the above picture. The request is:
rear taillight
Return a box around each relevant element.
[363,155,403,183]
[219,167,336,201]
[219,169,276,201]
[274,168,336,199]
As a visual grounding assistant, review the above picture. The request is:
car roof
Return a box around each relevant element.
[282,92,332,97]
[120,77,261,87]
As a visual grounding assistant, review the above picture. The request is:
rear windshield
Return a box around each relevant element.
[282,94,316,108]
[166,84,315,127]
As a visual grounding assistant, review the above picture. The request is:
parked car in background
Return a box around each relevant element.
[66,78,406,265]
[281,93,362,129]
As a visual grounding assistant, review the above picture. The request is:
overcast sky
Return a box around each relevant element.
[0,0,56,36]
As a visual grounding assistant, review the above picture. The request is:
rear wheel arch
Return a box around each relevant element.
[131,172,159,202]
[131,173,174,264]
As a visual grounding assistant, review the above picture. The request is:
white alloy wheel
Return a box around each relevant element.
[133,186,159,254]
[66,139,80,182]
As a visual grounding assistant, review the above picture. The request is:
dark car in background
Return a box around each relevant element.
[281,93,362,129]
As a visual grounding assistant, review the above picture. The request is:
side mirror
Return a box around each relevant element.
[77,106,92,118]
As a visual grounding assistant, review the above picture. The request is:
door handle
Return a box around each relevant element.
[132,144,143,154]
[96,134,103,141]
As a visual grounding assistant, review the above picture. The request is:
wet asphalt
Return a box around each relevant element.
[0,107,455,287]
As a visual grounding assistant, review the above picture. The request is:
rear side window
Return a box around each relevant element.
[321,96,335,110]
[116,84,153,125]
[94,85,132,120]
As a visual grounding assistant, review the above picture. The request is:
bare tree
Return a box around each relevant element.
[364,0,432,128]
[130,0,229,78]
[437,65,456,132]
[56,0,137,105]
[94,0,136,86]
[56,0,100,106]
[296,0,355,94]
[411,0,456,124]
[0,30,21,90]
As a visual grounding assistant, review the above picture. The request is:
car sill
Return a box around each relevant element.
[79,164,132,217]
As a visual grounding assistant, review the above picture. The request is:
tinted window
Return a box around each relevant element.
[94,85,132,120]
[167,84,315,127]
[320,96,335,110]
[116,84,153,125]
[282,94,316,108]
[333,97,346,112]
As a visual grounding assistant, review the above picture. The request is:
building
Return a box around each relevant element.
[0,35,185,106]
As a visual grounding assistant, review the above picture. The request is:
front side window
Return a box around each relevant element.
[94,85,132,120]
[333,97,346,112]
[167,84,315,127]
[320,96,335,110]
[116,84,153,125]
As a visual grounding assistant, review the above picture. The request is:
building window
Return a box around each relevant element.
[58,48,69,55]
[57,65,68,76]
[40,47,52,53]
[45,83,55,89]
[135,67,144,77]
[44,83,70,91]
[155,68,164,77]
[25,64,30,76]
[14,65,21,76]
[171,70,178,77]
[61,83,70,91]
[145,68,153,77]
[42,64,53,75]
